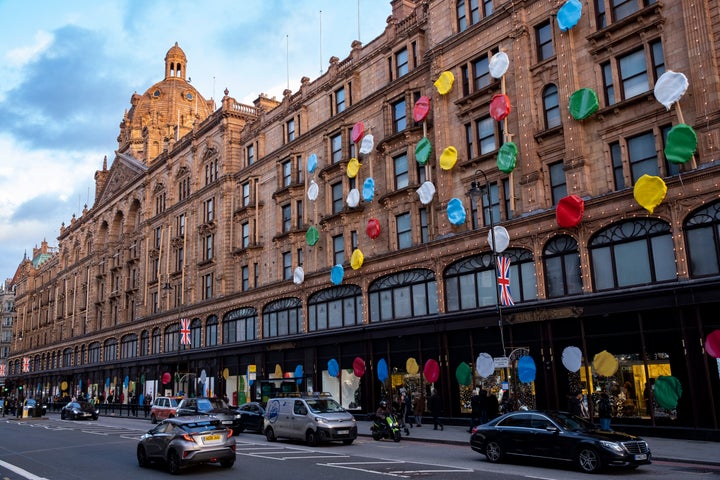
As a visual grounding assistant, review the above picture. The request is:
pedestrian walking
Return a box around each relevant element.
[598,392,612,431]
[469,388,483,432]
[429,389,443,431]
[486,390,499,420]
[414,392,425,427]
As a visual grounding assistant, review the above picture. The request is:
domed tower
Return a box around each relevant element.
[117,43,214,165]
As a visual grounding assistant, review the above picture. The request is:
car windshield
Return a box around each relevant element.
[169,398,181,407]
[77,402,93,409]
[305,398,344,413]
[550,412,595,432]
[196,398,228,411]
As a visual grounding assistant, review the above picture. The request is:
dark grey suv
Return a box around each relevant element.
[137,416,236,474]
[175,397,243,431]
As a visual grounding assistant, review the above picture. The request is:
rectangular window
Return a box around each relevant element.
[176,247,184,272]
[246,144,255,165]
[286,118,296,142]
[333,234,344,265]
[254,262,259,287]
[470,0,480,23]
[610,141,625,190]
[536,20,554,61]
[482,0,492,16]
[461,65,470,96]
[242,182,251,207]
[503,178,513,220]
[396,212,412,249]
[155,226,162,249]
[473,55,491,91]
[296,200,303,229]
[351,230,358,250]
[282,252,292,280]
[335,86,346,114]
[549,162,567,205]
[476,116,498,155]
[204,197,214,223]
[394,153,409,189]
[297,248,303,267]
[177,213,185,236]
[602,62,615,106]
[241,265,249,291]
[457,0,467,31]
[204,233,214,260]
[331,133,343,163]
[465,123,474,159]
[619,47,649,99]
[605,39,663,103]
[178,176,190,201]
[282,160,292,187]
[331,182,344,214]
[393,98,407,133]
[419,208,429,243]
[282,204,291,233]
[627,131,659,182]
[483,182,501,226]
[395,47,409,77]
[241,222,250,248]
[202,273,213,300]
[295,155,304,184]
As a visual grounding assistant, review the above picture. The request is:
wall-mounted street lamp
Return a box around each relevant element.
[467,169,508,361]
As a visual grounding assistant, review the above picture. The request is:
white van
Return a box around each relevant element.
[263,393,357,446]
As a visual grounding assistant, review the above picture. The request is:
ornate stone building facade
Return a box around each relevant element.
[7,0,720,437]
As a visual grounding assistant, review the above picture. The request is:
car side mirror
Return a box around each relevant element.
[545,425,559,433]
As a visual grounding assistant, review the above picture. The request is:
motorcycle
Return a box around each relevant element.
[371,412,402,442]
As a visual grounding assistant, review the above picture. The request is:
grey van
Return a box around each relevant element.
[264,394,357,446]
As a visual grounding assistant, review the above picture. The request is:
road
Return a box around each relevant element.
[0,416,718,479]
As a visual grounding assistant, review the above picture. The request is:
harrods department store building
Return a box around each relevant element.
[7,0,720,437]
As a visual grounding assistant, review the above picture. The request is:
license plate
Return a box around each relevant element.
[222,420,232,424]
[204,434,221,441]
[337,430,349,435]
[634,454,647,461]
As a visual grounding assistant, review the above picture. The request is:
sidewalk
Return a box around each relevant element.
[355,420,720,467]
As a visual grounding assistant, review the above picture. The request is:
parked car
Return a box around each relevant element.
[264,393,357,446]
[470,410,651,473]
[60,401,99,420]
[175,397,242,430]
[137,416,236,474]
[150,396,184,424]
[236,402,266,433]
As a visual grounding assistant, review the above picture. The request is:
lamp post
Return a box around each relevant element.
[467,169,508,376]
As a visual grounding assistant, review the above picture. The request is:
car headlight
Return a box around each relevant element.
[599,440,625,453]
[314,416,329,426]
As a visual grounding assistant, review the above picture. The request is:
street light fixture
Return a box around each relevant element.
[467,169,508,364]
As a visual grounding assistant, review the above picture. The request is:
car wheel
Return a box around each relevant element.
[306,429,318,447]
[150,414,157,424]
[265,427,277,442]
[167,450,181,475]
[342,439,354,445]
[372,432,382,441]
[577,446,602,473]
[393,431,401,442]
[220,458,235,468]
[137,446,149,468]
[485,441,503,463]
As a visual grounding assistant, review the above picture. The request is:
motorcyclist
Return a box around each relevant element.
[376,400,391,421]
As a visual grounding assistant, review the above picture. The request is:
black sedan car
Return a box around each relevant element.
[175,397,243,431]
[470,411,651,473]
[137,416,236,474]
[60,401,99,420]
[236,402,265,433]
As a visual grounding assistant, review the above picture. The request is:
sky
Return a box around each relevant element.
[0,0,392,283]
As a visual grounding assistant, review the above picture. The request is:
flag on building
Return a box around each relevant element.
[0,363,5,377]
[22,357,30,373]
[497,256,515,306]
[180,318,191,345]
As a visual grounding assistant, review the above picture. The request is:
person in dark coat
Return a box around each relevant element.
[469,387,486,432]
[429,389,443,430]
[598,392,612,431]
[486,390,499,420]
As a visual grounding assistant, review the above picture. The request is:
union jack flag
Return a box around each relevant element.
[22,357,30,373]
[496,256,515,306]
[0,363,6,377]
[180,318,191,346]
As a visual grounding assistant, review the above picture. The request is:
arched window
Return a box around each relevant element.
[121,334,138,359]
[88,342,101,364]
[63,348,72,367]
[164,323,179,353]
[543,235,583,297]
[445,249,537,311]
[263,298,303,337]
[103,339,117,362]
[369,269,438,322]
[191,318,202,348]
[589,219,676,290]
[223,308,257,343]
[684,200,720,277]
[151,328,161,354]
[140,330,149,356]
[543,84,561,129]
[308,285,363,331]
[205,315,219,346]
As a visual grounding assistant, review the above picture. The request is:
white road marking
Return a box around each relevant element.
[0,460,50,480]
